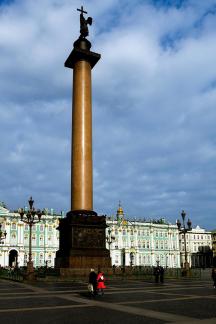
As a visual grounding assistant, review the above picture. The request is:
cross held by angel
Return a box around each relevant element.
[77,6,92,38]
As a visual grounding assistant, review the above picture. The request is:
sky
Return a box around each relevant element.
[0,0,216,230]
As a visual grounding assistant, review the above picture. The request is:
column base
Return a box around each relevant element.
[55,210,111,270]
[26,261,34,274]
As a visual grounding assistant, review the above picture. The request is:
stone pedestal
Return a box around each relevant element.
[55,210,111,271]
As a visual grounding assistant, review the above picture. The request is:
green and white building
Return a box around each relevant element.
[0,202,213,269]
[106,204,181,268]
[0,203,62,268]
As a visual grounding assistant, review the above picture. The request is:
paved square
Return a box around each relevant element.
[0,278,215,323]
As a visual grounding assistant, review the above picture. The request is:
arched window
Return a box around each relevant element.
[32,234,36,246]
[11,223,16,230]
[39,235,44,245]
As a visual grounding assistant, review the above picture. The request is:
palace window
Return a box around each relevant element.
[11,223,16,230]
[11,233,16,244]
[39,235,44,245]
[32,234,36,245]
[24,234,28,243]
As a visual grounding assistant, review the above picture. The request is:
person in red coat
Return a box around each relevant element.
[97,271,106,295]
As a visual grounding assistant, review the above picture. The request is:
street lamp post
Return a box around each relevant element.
[0,224,7,244]
[19,197,43,276]
[177,210,192,272]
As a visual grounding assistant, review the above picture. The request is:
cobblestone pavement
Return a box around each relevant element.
[0,278,215,323]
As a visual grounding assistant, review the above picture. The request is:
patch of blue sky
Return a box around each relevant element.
[97,9,120,34]
[202,80,216,94]
[0,0,14,6]
[160,3,216,52]
[149,0,187,9]
[194,3,216,29]
[96,0,136,35]
[160,30,185,51]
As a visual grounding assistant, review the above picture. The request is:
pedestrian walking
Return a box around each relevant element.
[97,271,106,295]
[88,268,97,296]
[159,266,164,283]
[153,265,160,283]
[212,268,216,289]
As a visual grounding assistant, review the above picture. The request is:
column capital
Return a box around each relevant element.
[65,37,100,69]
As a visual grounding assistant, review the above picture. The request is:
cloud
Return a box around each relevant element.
[0,0,216,229]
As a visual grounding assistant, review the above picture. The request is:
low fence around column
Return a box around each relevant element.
[110,266,204,280]
[0,267,24,281]
[0,266,211,282]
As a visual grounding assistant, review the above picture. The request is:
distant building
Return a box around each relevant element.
[212,230,216,267]
[106,203,181,268]
[0,204,62,268]
[179,225,212,268]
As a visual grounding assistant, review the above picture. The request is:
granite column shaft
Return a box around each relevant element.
[71,60,93,211]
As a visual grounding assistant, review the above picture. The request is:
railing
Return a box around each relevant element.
[0,267,24,281]
[35,266,60,278]
[111,266,202,279]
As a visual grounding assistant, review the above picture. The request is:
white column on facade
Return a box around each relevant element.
[3,250,7,267]
[125,251,130,266]
[5,221,10,246]
[17,223,22,245]
[43,220,47,265]
[149,226,154,266]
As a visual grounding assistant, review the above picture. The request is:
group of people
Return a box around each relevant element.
[88,269,106,297]
[153,265,164,283]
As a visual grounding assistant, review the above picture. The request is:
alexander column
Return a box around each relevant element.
[55,7,111,275]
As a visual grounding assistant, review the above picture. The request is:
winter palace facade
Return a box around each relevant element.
[0,203,213,268]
